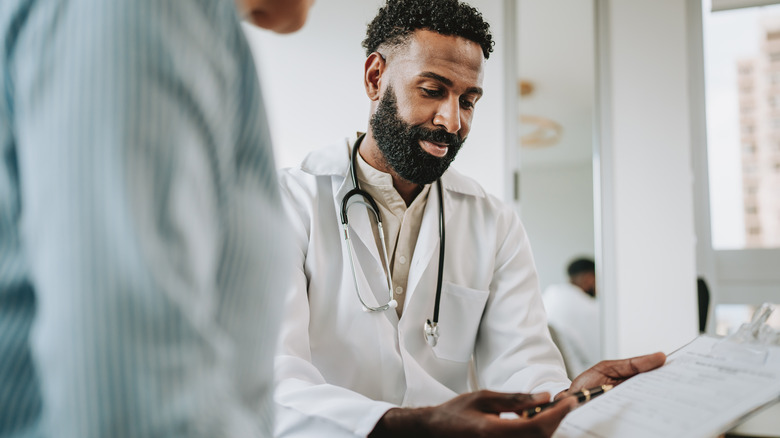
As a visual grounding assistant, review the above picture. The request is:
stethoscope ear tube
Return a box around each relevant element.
[433,181,445,325]
[341,188,382,226]
[425,181,445,347]
[342,221,396,312]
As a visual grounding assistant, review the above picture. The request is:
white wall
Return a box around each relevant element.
[521,163,595,291]
[515,0,596,295]
[598,0,700,358]
[243,0,508,199]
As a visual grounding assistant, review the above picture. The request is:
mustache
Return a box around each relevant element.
[411,126,463,148]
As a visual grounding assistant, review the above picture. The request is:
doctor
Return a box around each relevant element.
[275,0,665,437]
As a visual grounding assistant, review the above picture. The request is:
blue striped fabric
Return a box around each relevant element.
[0,0,290,436]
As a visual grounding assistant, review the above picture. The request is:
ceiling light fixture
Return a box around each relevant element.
[517,80,564,148]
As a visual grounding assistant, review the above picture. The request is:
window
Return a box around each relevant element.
[702,0,780,343]
[705,3,780,250]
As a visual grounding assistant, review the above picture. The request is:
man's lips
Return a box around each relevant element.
[420,140,449,158]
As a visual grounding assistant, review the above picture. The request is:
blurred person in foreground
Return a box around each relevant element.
[543,258,601,377]
[0,0,312,436]
[274,1,665,437]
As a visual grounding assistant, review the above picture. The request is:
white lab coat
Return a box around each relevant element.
[275,139,570,437]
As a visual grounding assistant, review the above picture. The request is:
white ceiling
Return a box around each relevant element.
[516,0,596,168]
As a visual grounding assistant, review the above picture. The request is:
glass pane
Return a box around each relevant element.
[704,1,780,249]
[715,303,780,335]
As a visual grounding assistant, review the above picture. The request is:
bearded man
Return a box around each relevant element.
[274,1,664,437]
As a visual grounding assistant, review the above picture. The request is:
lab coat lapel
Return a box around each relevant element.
[406,180,453,301]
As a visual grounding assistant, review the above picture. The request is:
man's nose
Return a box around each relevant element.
[433,98,461,134]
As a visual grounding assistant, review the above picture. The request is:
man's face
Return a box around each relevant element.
[370,86,465,185]
[236,0,314,34]
[369,30,485,184]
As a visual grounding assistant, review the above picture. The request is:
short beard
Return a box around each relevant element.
[369,86,465,185]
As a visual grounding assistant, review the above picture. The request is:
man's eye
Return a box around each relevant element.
[460,99,475,110]
[421,88,443,97]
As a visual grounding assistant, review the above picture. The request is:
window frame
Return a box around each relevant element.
[692,0,780,332]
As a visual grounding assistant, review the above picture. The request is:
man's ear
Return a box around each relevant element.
[364,52,385,101]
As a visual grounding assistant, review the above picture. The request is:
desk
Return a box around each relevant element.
[726,401,780,438]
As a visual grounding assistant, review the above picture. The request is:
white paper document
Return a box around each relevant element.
[553,335,780,438]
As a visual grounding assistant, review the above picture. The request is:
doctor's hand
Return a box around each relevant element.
[559,351,667,399]
[368,390,577,438]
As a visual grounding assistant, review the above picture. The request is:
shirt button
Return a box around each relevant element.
[399,255,407,264]
[395,286,404,295]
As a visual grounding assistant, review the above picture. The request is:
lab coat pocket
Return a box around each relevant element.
[431,283,489,363]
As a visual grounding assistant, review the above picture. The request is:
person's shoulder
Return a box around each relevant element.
[542,283,583,315]
[543,283,595,308]
[280,139,350,178]
[441,167,511,210]
[278,138,351,197]
[440,167,487,198]
[543,283,576,298]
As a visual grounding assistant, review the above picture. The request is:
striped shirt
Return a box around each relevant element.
[0,0,289,436]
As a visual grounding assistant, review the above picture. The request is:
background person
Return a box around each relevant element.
[543,257,601,377]
[0,0,312,436]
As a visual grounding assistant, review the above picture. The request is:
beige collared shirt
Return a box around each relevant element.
[355,151,430,318]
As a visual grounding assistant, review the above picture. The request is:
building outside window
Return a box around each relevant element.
[707,5,780,249]
[703,0,780,336]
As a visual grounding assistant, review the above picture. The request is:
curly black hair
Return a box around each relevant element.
[362,0,494,60]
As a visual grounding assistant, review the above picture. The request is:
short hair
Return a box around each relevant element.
[362,0,494,60]
[567,258,595,279]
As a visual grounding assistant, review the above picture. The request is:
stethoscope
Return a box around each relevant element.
[340,135,445,347]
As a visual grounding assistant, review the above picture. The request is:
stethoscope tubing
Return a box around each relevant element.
[340,135,445,346]
[341,199,397,312]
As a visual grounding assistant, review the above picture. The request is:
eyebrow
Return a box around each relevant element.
[418,71,483,97]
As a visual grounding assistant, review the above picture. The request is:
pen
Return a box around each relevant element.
[521,384,613,418]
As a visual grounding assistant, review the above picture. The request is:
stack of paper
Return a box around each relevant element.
[553,335,780,438]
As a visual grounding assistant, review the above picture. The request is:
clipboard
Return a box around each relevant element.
[552,304,780,438]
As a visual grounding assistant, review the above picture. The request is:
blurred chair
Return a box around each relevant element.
[697,277,711,333]
[547,324,577,379]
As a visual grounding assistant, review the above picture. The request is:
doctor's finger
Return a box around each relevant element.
[595,351,666,379]
[526,396,577,436]
[474,390,551,412]
[485,396,575,438]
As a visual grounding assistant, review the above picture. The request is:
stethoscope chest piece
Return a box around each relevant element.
[424,319,439,347]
